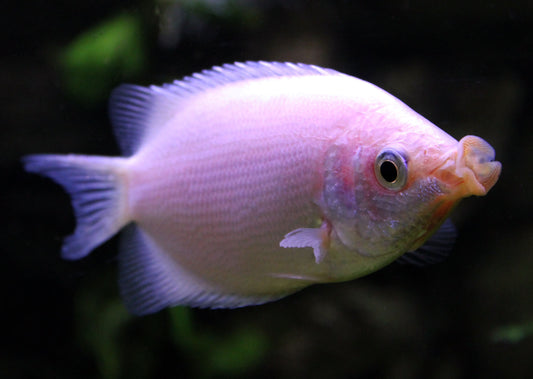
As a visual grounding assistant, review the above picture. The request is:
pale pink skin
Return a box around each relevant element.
[109,73,501,301]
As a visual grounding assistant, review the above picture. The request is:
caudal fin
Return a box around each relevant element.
[22,154,129,260]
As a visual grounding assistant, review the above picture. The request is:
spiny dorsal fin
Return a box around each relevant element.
[108,61,344,156]
[163,61,343,95]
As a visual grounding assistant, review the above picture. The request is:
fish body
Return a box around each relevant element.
[23,62,501,314]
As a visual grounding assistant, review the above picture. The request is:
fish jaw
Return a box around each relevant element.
[433,135,501,199]
[403,136,500,252]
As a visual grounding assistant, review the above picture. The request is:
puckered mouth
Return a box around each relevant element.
[432,135,501,199]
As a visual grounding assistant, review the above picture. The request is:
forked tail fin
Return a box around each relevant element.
[22,154,129,260]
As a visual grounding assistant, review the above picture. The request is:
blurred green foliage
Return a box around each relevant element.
[60,13,146,105]
[492,321,533,343]
[77,289,132,379]
[75,275,267,378]
[169,307,268,377]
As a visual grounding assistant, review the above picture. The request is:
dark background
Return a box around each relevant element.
[3,1,532,378]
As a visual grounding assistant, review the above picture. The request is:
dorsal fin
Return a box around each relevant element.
[162,61,343,95]
[108,61,344,156]
[109,84,182,156]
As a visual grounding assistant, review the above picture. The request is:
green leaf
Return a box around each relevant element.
[60,13,146,105]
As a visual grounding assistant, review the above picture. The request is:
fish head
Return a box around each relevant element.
[320,130,501,259]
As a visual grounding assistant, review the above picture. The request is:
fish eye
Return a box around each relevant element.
[374,148,408,191]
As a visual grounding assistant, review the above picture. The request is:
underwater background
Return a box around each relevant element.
[3,1,532,378]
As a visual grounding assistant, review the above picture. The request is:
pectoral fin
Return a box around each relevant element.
[280,225,329,264]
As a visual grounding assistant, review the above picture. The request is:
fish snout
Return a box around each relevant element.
[456,135,501,196]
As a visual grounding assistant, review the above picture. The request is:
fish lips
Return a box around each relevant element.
[433,135,501,199]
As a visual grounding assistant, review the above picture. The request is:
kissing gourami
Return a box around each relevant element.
[23,62,501,315]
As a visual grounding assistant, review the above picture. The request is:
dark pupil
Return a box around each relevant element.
[380,160,398,183]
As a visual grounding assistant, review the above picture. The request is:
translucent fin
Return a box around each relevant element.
[109,84,183,156]
[162,61,343,97]
[280,227,327,263]
[397,219,457,266]
[119,225,285,314]
[22,154,128,260]
[109,61,344,156]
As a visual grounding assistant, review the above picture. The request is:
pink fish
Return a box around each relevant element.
[23,62,501,314]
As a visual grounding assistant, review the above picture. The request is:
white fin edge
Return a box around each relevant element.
[109,61,345,156]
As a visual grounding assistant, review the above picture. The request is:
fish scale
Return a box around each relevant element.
[23,61,500,314]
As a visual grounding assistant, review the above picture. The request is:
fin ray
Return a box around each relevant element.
[109,84,182,156]
[22,154,128,260]
[109,62,344,156]
[280,227,327,263]
[119,225,284,314]
[397,219,457,266]
[164,61,343,97]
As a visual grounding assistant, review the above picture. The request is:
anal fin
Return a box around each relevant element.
[118,225,283,314]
